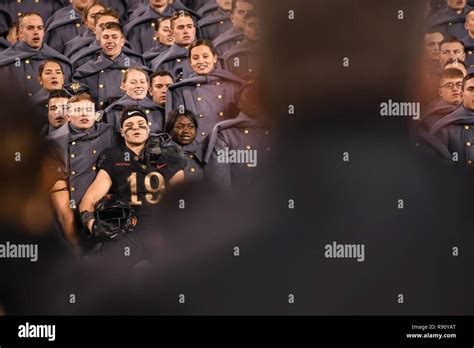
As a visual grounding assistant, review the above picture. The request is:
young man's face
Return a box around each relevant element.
[463,78,474,110]
[121,70,149,100]
[121,115,150,146]
[155,18,174,46]
[100,28,125,59]
[217,0,232,11]
[48,97,69,129]
[86,5,105,31]
[149,75,173,105]
[68,101,96,130]
[172,16,196,47]
[439,42,465,67]
[231,1,254,30]
[72,0,94,11]
[18,15,44,50]
[439,77,463,105]
[448,0,466,11]
[244,16,261,41]
[424,32,443,62]
[95,15,119,38]
[190,45,217,75]
[39,62,64,91]
[171,115,196,145]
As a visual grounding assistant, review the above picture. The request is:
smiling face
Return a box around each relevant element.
[172,15,196,47]
[18,14,44,50]
[121,115,150,146]
[171,115,196,145]
[68,101,96,130]
[156,18,174,46]
[121,70,149,100]
[100,28,125,60]
[39,61,64,91]
[190,44,217,75]
[48,97,69,129]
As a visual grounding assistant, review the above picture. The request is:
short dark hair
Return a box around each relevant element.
[121,107,148,127]
[18,12,42,28]
[188,39,217,58]
[232,0,255,13]
[150,70,174,84]
[38,59,64,77]
[100,21,124,36]
[440,68,464,82]
[94,7,120,26]
[462,73,474,90]
[439,37,465,49]
[165,109,198,134]
[48,90,70,102]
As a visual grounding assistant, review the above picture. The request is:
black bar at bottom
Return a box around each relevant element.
[0,316,470,345]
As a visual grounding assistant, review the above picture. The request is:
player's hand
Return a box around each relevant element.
[87,219,95,234]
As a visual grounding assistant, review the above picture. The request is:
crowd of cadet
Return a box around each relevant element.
[0,0,272,251]
[417,0,474,163]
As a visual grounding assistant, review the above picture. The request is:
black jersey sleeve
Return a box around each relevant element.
[155,145,187,182]
[97,147,120,178]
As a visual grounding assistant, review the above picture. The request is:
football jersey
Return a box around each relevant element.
[98,145,184,226]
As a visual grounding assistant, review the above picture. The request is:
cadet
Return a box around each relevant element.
[149,70,173,106]
[431,72,474,165]
[104,67,166,134]
[438,36,466,68]
[143,16,174,66]
[183,0,216,12]
[423,30,444,73]
[62,1,106,58]
[204,81,272,191]
[0,0,63,25]
[69,8,126,69]
[213,0,254,55]
[166,109,207,182]
[79,107,185,259]
[222,10,260,80]
[426,0,471,39]
[166,39,244,143]
[73,22,147,109]
[44,0,95,54]
[197,0,232,41]
[70,10,143,70]
[125,0,183,54]
[31,59,65,111]
[0,12,72,98]
[46,93,117,246]
[41,89,69,135]
[150,10,197,81]
[421,68,463,131]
